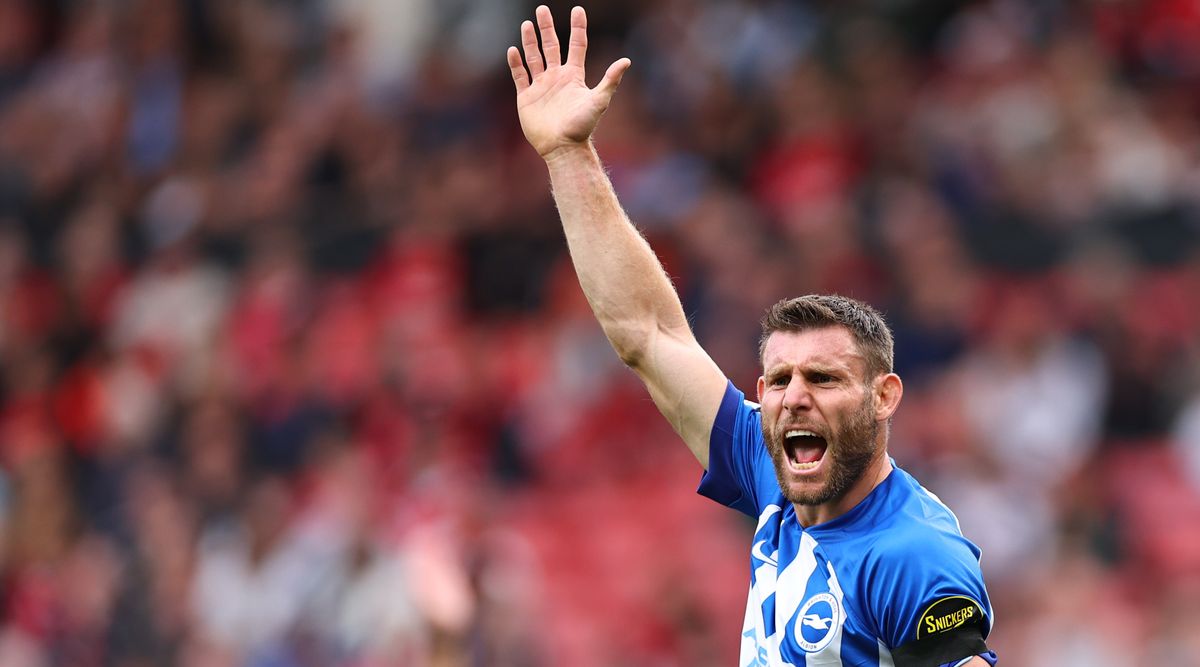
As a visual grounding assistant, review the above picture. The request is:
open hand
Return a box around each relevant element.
[507,5,631,161]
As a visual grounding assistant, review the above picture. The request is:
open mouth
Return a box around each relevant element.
[783,429,827,472]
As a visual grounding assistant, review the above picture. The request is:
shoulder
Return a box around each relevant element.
[863,519,984,600]
[851,470,992,649]
[716,383,762,430]
[862,470,984,591]
[698,381,773,516]
[851,468,973,556]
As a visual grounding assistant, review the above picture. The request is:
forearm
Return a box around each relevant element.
[545,143,691,367]
[509,7,723,465]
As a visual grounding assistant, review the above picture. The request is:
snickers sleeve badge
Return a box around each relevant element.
[891,596,990,666]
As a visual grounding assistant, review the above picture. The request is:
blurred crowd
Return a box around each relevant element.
[2,0,1200,665]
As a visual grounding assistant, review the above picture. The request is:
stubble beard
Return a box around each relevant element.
[763,392,881,508]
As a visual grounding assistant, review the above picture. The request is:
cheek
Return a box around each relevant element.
[760,407,778,430]
[824,395,865,425]
[759,395,781,418]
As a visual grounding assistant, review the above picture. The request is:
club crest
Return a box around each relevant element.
[794,592,840,652]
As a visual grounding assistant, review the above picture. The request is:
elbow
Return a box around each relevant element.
[614,341,645,369]
[605,321,652,369]
[609,318,690,370]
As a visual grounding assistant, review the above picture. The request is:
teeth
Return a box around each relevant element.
[785,430,818,438]
[794,460,820,470]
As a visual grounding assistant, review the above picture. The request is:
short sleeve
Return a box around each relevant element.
[696,380,777,517]
[868,530,993,666]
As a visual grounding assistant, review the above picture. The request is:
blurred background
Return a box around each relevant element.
[1,0,1200,665]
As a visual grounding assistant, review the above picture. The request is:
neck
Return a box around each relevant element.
[794,450,893,528]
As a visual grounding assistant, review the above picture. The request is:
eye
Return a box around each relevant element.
[770,374,790,387]
[809,372,836,385]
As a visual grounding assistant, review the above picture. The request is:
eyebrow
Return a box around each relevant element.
[763,361,852,377]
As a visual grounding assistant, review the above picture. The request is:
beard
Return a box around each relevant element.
[762,391,880,507]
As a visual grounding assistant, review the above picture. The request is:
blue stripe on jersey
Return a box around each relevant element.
[837,627,882,666]
[762,592,776,637]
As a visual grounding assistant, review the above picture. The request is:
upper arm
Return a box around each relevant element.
[869,530,994,667]
[628,322,728,469]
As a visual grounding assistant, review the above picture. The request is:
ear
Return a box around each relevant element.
[756,375,766,404]
[873,373,903,422]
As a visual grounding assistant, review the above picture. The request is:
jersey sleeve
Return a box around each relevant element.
[695,380,777,517]
[867,529,994,666]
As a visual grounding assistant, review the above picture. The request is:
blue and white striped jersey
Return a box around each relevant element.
[699,382,997,666]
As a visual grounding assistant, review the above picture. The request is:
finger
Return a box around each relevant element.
[594,57,631,102]
[535,5,561,69]
[521,20,544,76]
[507,46,529,91]
[565,6,587,69]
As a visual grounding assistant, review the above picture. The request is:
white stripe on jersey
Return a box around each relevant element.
[805,560,845,665]
[877,639,895,667]
[740,509,853,666]
[775,532,818,632]
[756,504,782,532]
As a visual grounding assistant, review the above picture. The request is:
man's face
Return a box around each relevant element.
[757,327,884,508]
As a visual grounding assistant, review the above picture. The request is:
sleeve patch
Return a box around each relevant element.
[916,596,984,641]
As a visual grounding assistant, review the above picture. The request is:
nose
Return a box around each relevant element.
[781,377,813,413]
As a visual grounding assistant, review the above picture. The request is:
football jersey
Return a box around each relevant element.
[699,382,996,666]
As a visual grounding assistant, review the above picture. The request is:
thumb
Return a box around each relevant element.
[594,57,631,103]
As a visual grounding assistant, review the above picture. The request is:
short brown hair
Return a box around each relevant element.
[759,295,894,379]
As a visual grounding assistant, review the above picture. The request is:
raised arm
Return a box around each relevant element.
[507,5,727,467]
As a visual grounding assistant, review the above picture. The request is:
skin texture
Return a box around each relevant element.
[756,327,902,527]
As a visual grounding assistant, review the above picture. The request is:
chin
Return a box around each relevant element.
[782,478,834,507]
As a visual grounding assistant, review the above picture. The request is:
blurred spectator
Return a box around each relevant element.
[0,0,1199,665]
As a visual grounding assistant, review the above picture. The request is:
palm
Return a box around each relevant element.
[507,6,630,159]
[517,64,602,152]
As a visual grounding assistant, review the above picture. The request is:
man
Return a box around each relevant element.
[507,6,997,665]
